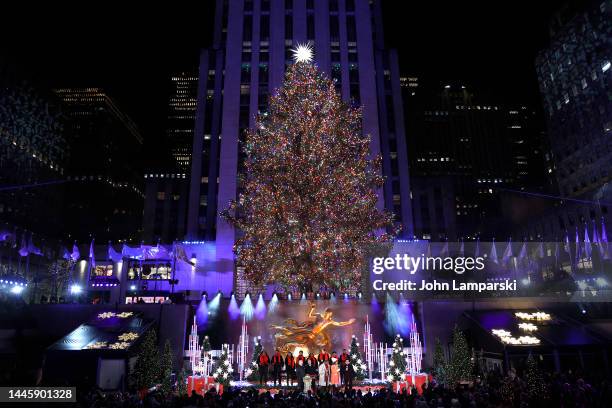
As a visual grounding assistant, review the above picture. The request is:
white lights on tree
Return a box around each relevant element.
[291,43,314,63]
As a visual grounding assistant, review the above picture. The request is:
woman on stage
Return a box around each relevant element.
[318,360,329,388]
[329,353,340,386]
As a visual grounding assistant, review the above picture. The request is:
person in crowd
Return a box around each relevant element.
[339,348,350,385]
[258,350,269,385]
[305,357,318,392]
[271,348,284,387]
[285,351,296,386]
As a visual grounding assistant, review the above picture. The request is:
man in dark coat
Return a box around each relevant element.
[258,350,269,385]
[344,359,355,390]
[296,357,306,391]
[339,348,350,385]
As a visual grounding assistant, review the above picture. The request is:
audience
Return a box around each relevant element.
[75,368,612,407]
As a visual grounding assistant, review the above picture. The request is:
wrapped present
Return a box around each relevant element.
[394,381,410,394]
[187,376,217,395]
[405,373,430,395]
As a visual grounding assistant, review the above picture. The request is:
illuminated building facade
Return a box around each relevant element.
[167,72,198,170]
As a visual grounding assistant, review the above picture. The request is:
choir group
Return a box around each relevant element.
[255,348,356,391]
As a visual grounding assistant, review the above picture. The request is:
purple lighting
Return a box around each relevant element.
[228,294,240,320]
[254,294,266,319]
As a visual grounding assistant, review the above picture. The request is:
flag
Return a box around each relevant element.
[27,235,43,256]
[122,244,144,260]
[601,218,609,260]
[108,242,123,263]
[563,231,571,255]
[554,241,560,265]
[537,241,545,258]
[575,227,582,263]
[439,241,449,258]
[584,224,592,259]
[489,239,498,264]
[61,246,71,260]
[475,238,481,258]
[18,233,28,257]
[502,239,513,264]
[518,240,527,262]
[89,239,96,269]
[71,242,80,261]
[459,240,465,257]
[174,243,195,266]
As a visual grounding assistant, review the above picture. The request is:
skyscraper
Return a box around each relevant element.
[402,78,546,239]
[54,88,144,242]
[187,0,413,292]
[524,0,612,240]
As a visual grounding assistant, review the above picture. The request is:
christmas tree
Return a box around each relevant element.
[447,326,473,385]
[202,335,211,353]
[524,353,547,401]
[245,337,263,381]
[132,329,160,390]
[349,335,367,380]
[432,337,447,386]
[222,44,397,289]
[159,340,174,395]
[212,344,233,387]
[387,334,407,382]
[176,369,187,396]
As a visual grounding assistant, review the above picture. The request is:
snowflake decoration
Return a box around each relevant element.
[118,332,139,342]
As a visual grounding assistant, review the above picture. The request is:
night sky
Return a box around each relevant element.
[1,0,568,168]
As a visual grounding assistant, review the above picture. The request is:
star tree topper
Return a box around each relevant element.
[291,43,314,63]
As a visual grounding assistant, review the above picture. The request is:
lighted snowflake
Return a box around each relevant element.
[84,341,108,349]
[108,341,130,350]
[98,312,116,319]
[291,43,313,63]
[116,312,133,318]
[118,332,139,342]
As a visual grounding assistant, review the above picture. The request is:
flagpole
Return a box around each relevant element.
[171,240,177,294]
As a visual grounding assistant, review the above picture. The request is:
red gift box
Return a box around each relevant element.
[187,376,223,395]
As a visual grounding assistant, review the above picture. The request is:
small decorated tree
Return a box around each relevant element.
[160,340,174,395]
[432,338,447,386]
[132,329,160,391]
[447,326,473,385]
[202,335,211,353]
[245,337,263,381]
[387,334,407,382]
[176,369,187,396]
[212,344,233,387]
[349,335,367,380]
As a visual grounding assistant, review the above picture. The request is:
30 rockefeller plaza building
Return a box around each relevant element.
[187,0,413,294]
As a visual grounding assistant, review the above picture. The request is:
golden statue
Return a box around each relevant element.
[270,303,355,354]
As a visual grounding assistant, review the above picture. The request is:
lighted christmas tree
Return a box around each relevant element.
[202,335,211,353]
[447,326,473,385]
[177,369,187,396]
[432,337,447,386]
[387,334,407,382]
[160,340,174,395]
[349,335,367,380]
[245,337,263,381]
[132,329,160,390]
[222,44,398,289]
[212,344,233,387]
[525,353,547,401]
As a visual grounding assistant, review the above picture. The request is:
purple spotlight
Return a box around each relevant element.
[228,294,240,320]
[254,294,266,319]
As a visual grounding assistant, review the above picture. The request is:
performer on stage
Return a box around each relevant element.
[296,350,306,365]
[307,352,318,367]
[330,352,340,386]
[258,350,269,385]
[339,348,350,385]
[305,357,318,390]
[296,359,305,390]
[317,348,330,364]
[271,348,284,387]
[344,360,354,390]
[318,359,329,388]
[285,351,296,386]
